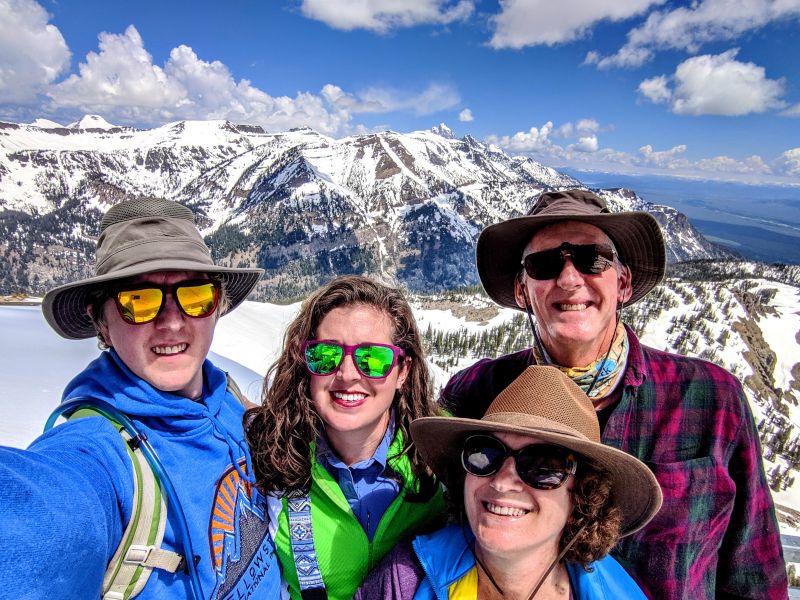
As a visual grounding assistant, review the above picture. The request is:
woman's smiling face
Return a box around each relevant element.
[464,432,574,561]
[309,303,408,454]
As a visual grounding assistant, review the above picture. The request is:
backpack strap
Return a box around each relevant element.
[287,495,327,600]
[46,405,184,600]
[225,373,246,406]
[225,372,260,410]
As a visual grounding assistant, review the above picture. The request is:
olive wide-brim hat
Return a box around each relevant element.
[42,198,264,339]
[411,366,662,537]
[477,189,666,310]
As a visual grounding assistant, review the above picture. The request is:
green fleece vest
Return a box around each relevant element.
[275,431,445,600]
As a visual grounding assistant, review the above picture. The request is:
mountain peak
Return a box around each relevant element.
[28,118,63,129]
[67,115,116,130]
[430,123,455,139]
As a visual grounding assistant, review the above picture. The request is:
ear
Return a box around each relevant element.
[617,264,633,304]
[87,303,112,347]
[513,272,528,310]
[395,357,411,390]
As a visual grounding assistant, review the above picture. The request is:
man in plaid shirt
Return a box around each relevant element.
[440,189,787,599]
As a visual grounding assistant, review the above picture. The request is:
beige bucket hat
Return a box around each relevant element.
[42,198,263,339]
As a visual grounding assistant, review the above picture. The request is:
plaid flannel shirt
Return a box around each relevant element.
[439,325,788,600]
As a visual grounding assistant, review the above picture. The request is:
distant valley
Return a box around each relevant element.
[563,169,800,265]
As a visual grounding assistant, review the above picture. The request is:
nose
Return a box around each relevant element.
[335,352,361,381]
[555,256,583,290]
[154,292,184,330]
[489,456,524,493]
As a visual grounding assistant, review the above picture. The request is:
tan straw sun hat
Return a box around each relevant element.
[412,365,662,537]
[476,189,666,310]
[42,198,264,339]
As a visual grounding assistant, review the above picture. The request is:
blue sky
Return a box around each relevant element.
[1,0,800,185]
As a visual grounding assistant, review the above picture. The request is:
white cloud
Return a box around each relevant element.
[489,119,607,155]
[575,118,600,133]
[637,75,671,103]
[773,148,800,176]
[555,122,573,138]
[571,135,599,152]
[638,50,785,116]
[45,26,457,134]
[694,154,770,174]
[485,121,554,151]
[488,124,798,183]
[300,0,474,33]
[590,0,800,69]
[780,103,800,118]
[489,0,663,49]
[553,119,603,139]
[51,27,185,113]
[458,108,474,122]
[639,143,688,168]
[0,0,70,104]
[350,82,461,115]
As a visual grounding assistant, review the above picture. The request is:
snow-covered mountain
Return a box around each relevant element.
[0,117,732,298]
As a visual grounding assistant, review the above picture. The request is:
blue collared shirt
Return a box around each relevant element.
[316,415,400,541]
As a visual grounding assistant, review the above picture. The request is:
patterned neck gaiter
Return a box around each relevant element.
[532,321,629,402]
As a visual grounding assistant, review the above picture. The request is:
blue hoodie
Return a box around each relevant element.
[0,350,283,599]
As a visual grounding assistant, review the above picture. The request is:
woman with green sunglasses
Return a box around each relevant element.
[245,275,446,600]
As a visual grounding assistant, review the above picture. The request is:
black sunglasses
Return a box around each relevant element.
[461,434,577,490]
[522,242,616,280]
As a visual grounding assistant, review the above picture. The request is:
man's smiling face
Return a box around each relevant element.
[516,221,631,367]
[98,270,217,398]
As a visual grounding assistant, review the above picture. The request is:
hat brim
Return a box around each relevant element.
[476,212,666,310]
[411,413,662,537]
[42,261,264,339]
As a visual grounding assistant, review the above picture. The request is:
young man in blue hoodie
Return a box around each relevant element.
[0,198,284,599]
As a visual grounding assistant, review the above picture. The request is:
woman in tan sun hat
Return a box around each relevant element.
[356,365,662,600]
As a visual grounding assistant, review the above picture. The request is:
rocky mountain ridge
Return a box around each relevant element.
[0,117,732,298]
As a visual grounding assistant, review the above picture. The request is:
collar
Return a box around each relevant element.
[621,324,646,388]
[316,411,396,472]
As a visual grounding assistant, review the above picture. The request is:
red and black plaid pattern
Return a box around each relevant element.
[440,326,788,600]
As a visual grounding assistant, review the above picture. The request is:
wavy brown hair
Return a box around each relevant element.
[245,275,438,500]
[448,452,622,568]
[562,462,622,566]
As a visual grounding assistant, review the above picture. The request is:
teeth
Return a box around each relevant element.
[559,303,587,311]
[152,344,187,355]
[333,392,366,403]
[486,502,529,517]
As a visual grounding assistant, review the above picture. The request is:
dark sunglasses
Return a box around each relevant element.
[303,340,406,379]
[461,434,577,490]
[112,279,220,325]
[522,242,616,280]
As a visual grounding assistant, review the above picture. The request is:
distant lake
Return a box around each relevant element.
[561,170,800,265]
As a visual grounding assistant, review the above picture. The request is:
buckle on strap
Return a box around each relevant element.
[123,545,184,573]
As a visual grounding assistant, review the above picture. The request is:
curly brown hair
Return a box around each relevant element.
[447,451,622,568]
[245,275,438,500]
